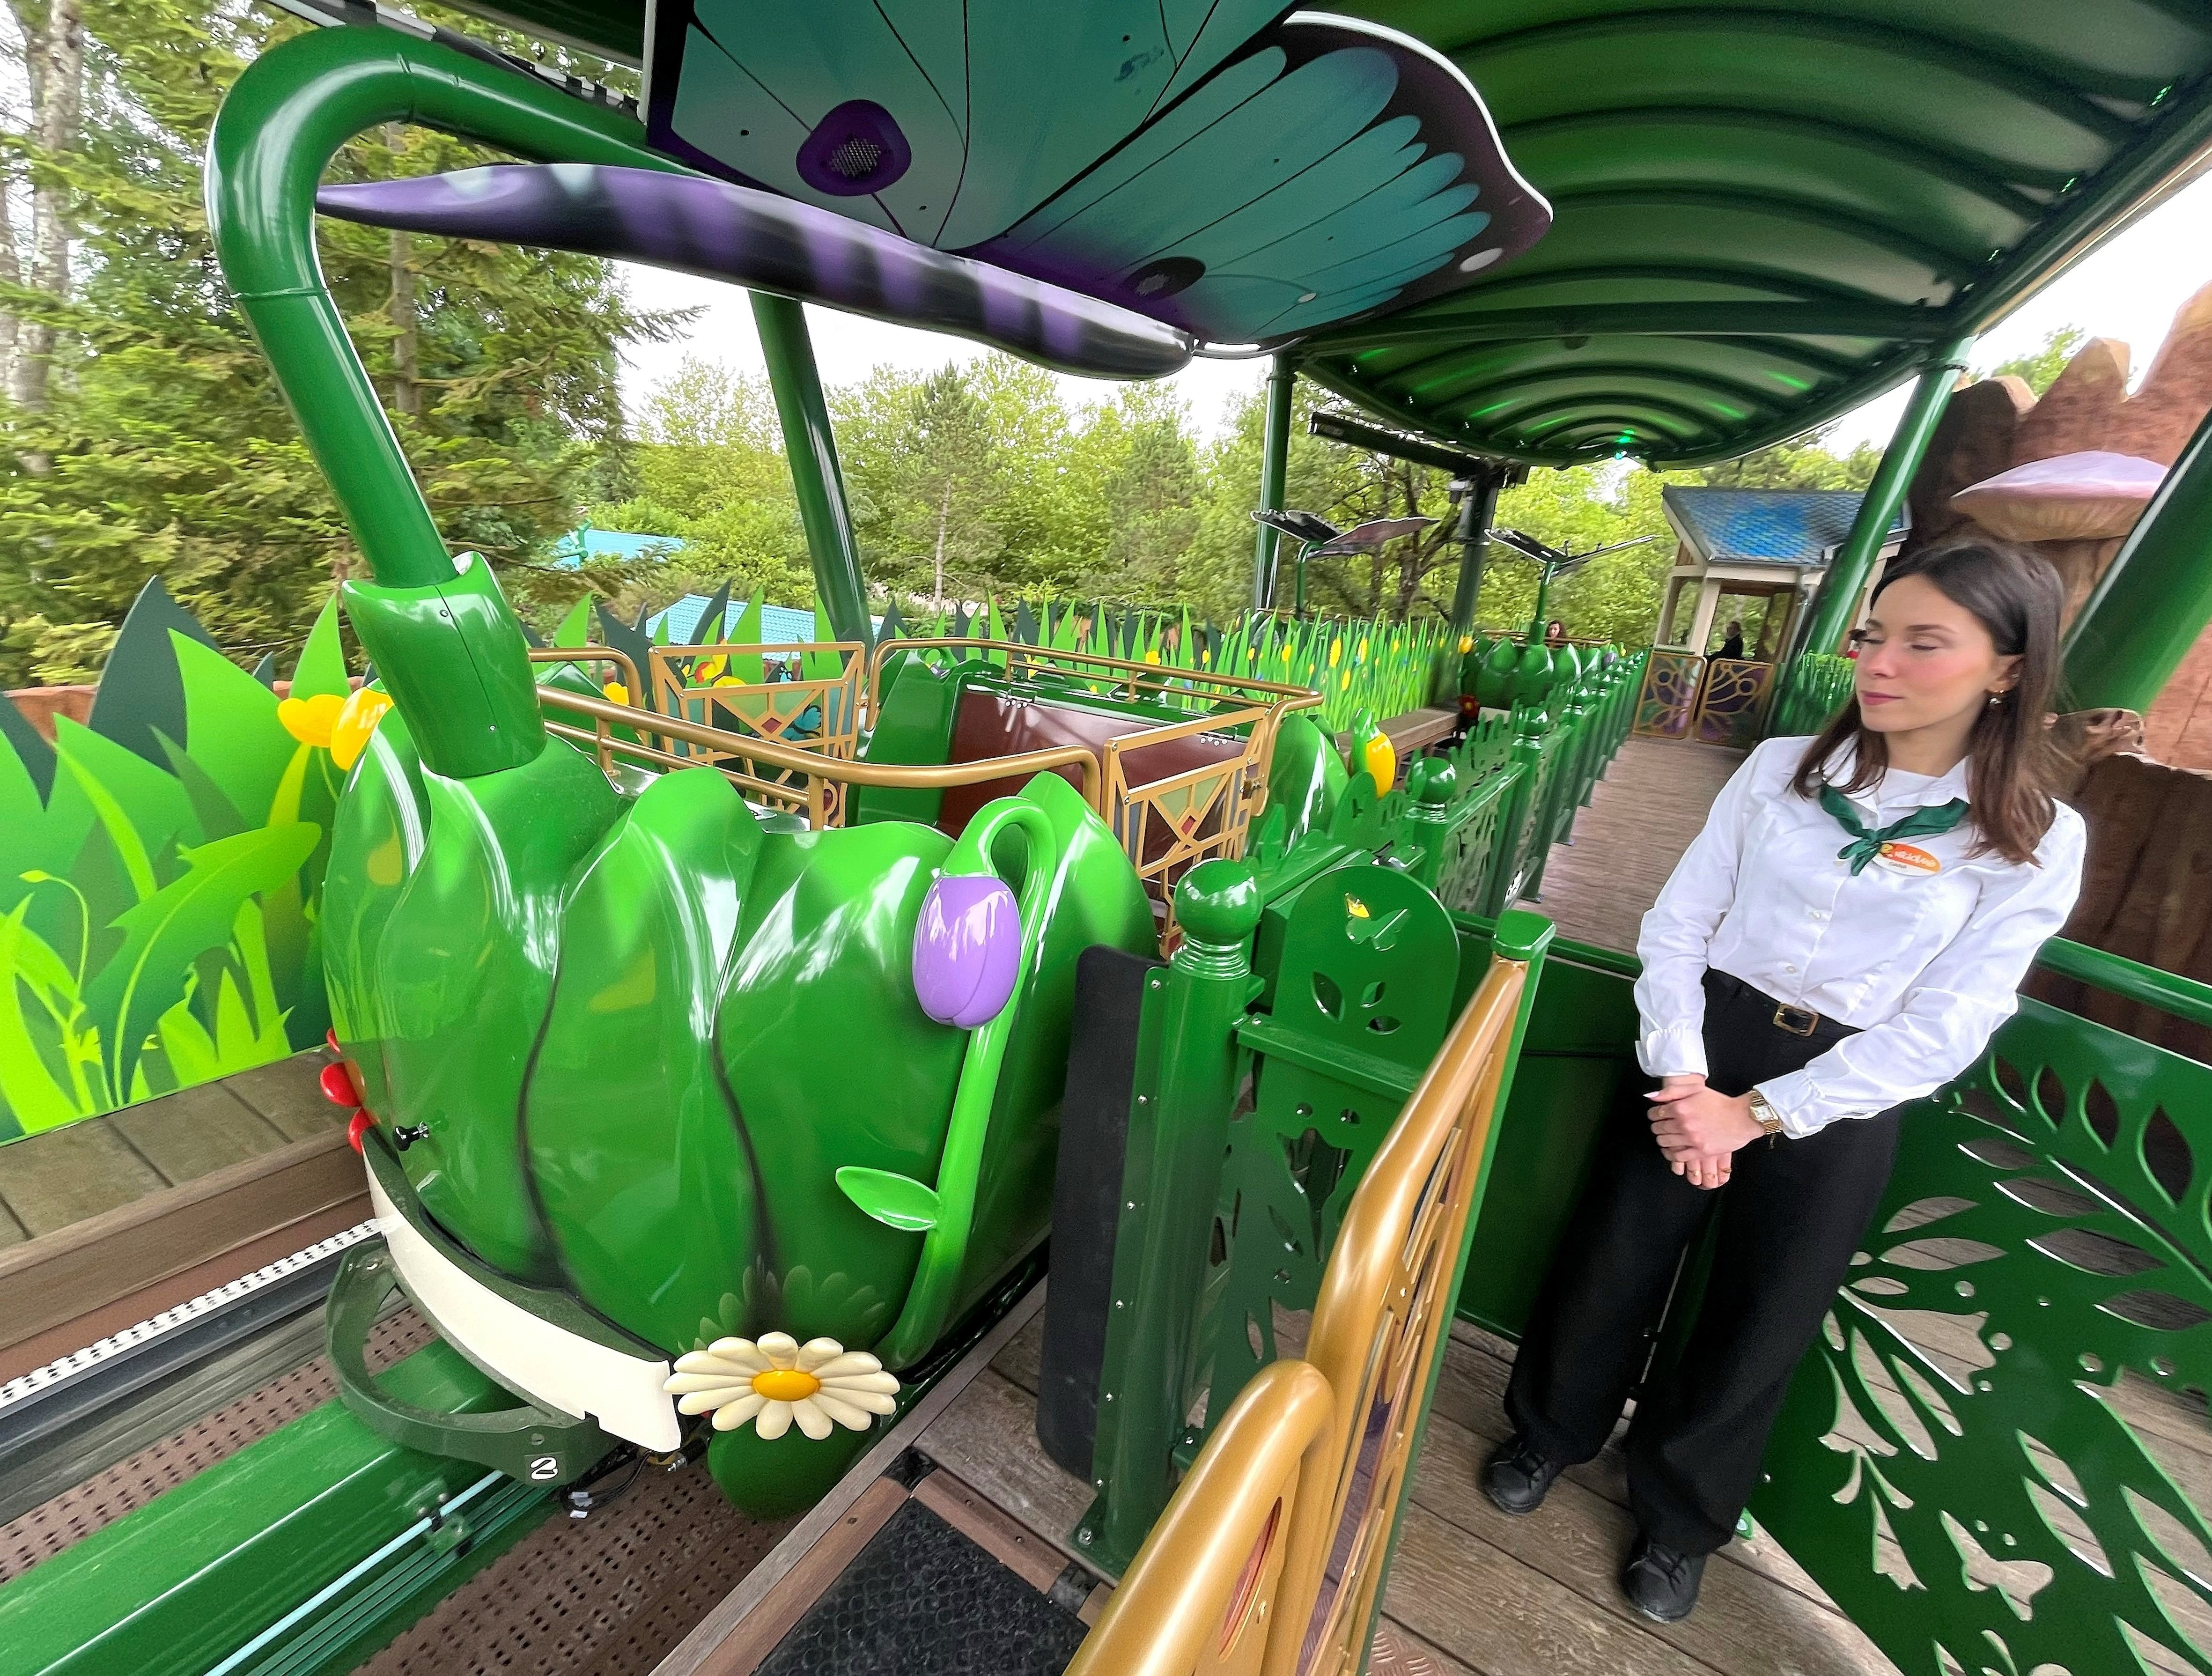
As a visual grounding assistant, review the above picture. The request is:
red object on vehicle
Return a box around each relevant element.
[326,1028,340,1053]
[320,1062,361,1109]
[347,1109,374,1153]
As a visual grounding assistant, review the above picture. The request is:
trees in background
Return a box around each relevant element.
[0,2,668,686]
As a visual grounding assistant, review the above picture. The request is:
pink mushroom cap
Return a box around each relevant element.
[1950,450,2168,542]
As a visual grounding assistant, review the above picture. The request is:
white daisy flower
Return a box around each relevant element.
[664,1330,900,1441]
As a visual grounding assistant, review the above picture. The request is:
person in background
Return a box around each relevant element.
[1718,620,1744,661]
[1481,539,2084,1624]
[1544,618,1568,648]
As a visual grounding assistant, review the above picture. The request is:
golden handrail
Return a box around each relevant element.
[528,644,642,702]
[1066,1361,1335,1676]
[1069,950,1530,1676]
[534,681,1106,820]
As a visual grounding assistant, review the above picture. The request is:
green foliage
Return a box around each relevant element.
[0,2,677,687]
[0,589,347,1141]
[1983,325,2087,397]
[1691,423,1880,492]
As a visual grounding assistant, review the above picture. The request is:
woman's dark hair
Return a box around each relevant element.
[1789,537,2065,865]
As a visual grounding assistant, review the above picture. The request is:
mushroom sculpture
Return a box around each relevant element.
[1949,450,2169,621]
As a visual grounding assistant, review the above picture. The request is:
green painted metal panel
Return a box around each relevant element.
[0,1344,526,1676]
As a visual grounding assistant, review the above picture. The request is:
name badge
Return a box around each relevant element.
[1875,842,1940,876]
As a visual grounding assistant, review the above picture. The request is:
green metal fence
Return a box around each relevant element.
[1768,651,1857,738]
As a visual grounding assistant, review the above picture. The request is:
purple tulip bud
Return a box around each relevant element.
[913,874,1021,1028]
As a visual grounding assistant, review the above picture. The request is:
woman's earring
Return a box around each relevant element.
[1988,690,2007,708]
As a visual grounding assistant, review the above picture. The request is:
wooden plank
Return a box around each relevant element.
[221,1050,347,1144]
[689,1476,909,1676]
[1408,1412,1896,1676]
[108,1083,288,1186]
[0,1198,24,1252]
[918,1367,1096,1573]
[990,1308,1045,1395]
[0,1128,363,1355]
[1520,738,1743,954]
[1376,1619,1482,1676]
[912,1468,1067,1594]
[0,1119,169,1237]
[1381,1499,1725,1676]
[0,1197,369,1387]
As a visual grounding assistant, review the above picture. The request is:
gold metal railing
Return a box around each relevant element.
[1069,950,1531,1676]
[530,664,1104,829]
[536,639,1322,894]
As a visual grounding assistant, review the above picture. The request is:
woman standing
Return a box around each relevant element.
[1484,540,2086,1622]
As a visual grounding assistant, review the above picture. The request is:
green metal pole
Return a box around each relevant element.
[206,28,686,588]
[1083,860,1262,1572]
[2060,408,2212,713]
[752,293,872,647]
[1252,355,1295,609]
[1526,563,1554,644]
[1792,335,1975,659]
[1447,469,1500,639]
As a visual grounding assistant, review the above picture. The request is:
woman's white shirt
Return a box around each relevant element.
[1632,735,2087,1137]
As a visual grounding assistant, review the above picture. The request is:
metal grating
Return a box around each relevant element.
[358,1455,790,1676]
[0,1308,435,1585]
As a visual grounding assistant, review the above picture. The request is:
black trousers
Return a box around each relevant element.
[1504,970,1902,1554]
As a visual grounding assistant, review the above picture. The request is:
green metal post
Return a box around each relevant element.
[2060,408,2212,712]
[1526,565,1554,645]
[206,28,685,589]
[1792,335,1975,660]
[1252,356,1296,609]
[1082,860,1263,1572]
[753,293,872,647]
[1448,469,1501,638]
[1528,692,1589,891]
[1479,710,1548,919]
[1400,757,1460,893]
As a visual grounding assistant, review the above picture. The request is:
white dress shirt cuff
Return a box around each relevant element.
[1637,1026,1709,1080]
[1753,1072,1874,1139]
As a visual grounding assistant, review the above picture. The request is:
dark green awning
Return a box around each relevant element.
[436,1,2212,467]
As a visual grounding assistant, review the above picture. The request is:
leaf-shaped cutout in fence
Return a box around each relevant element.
[2024,1472,2114,1577]
[2144,1107,2194,1207]
[1882,1237,2006,1272]
[1995,1174,2101,1218]
[1940,1511,2052,1622]
[2098,1290,2212,1333]
[1886,1196,1978,1234]
[1962,1134,2038,1172]
[2034,1065,2073,1135]
[2027,1226,2164,1278]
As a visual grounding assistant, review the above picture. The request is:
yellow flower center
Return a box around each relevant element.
[752,1368,822,1403]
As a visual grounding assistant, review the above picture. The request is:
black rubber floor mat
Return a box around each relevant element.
[758,1499,1089,1676]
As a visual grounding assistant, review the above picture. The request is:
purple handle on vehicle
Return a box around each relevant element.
[913,874,1022,1029]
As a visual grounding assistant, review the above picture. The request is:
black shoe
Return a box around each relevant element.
[1482,1433,1564,1515]
[1621,1532,1706,1623]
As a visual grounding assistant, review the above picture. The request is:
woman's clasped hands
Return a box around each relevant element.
[1647,1075,1766,1189]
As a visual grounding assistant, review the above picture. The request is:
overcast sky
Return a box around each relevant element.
[612,170,2212,459]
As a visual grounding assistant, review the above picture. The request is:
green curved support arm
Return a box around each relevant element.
[863,799,1058,1369]
[205,29,684,772]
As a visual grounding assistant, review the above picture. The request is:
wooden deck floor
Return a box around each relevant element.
[1519,736,1746,954]
[922,1302,1896,1676]
[0,1052,341,1249]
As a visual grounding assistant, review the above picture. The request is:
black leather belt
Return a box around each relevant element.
[1703,969,1854,1043]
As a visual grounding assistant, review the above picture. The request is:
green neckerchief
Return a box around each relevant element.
[1818,784,1970,876]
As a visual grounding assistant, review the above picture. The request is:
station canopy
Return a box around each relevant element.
[437,1,2212,468]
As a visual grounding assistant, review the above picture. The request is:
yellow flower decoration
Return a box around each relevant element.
[1328,641,1342,668]
[277,691,344,750]
[664,1330,899,1441]
[328,688,395,772]
[1143,649,1161,665]
[693,655,727,684]
[1458,634,1475,654]
[1359,730,1397,796]
[603,680,630,705]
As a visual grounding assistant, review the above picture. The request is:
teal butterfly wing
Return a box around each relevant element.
[644,0,1292,247]
[968,18,1551,346]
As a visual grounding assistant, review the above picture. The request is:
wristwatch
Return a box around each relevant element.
[1748,1089,1785,1144]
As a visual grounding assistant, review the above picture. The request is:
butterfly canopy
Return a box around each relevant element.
[352,0,2212,468]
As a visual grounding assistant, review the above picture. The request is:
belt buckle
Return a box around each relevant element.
[1774,1004,1819,1037]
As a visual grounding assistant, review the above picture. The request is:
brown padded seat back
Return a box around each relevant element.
[937,688,1245,840]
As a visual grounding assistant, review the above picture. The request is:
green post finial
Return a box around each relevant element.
[1175,859,1261,976]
